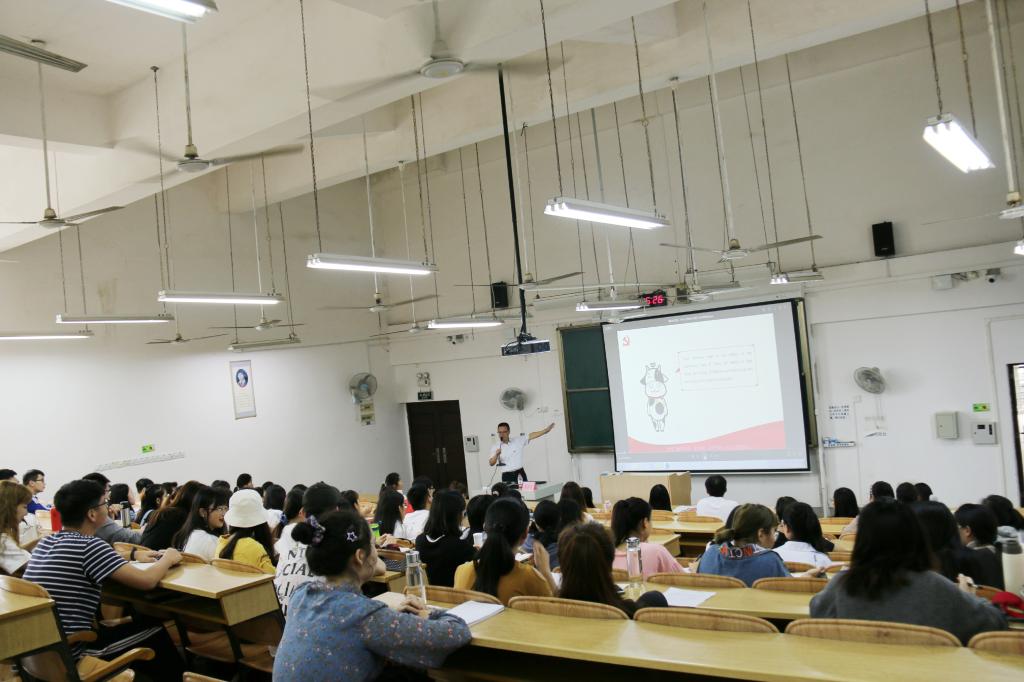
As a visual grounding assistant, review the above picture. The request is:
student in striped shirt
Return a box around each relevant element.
[23,479,185,680]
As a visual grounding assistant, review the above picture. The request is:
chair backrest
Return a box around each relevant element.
[408,585,501,605]
[650,510,675,521]
[825,563,848,574]
[0,574,51,599]
[0,577,82,681]
[686,515,725,524]
[378,549,406,563]
[589,511,611,521]
[112,542,148,555]
[784,561,814,572]
[975,584,1001,601]
[753,577,828,594]
[393,538,415,549]
[610,568,629,582]
[179,552,209,564]
[785,618,960,647]
[828,550,852,562]
[649,572,745,589]
[819,517,854,524]
[968,631,1024,655]
[211,558,265,575]
[509,596,628,620]
[635,607,778,633]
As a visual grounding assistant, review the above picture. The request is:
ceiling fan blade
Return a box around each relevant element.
[384,294,439,308]
[748,235,822,253]
[118,138,180,163]
[921,211,1001,226]
[146,340,173,344]
[532,271,584,286]
[314,70,426,105]
[62,206,124,223]
[209,325,256,330]
[318,305,375,311]
[659,242,724,254]
[0,221,40,225]
[464,53,568,77]
[523,281,668,292]
[190,334,230,341]
[210,144,305,167]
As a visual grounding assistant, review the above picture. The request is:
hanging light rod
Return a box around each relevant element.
[923,114,993,173]
[576,299,643,312]
[0,35,87,72]
[56,313,174,324]
[427,316,503,330]
[306,253,436,276]
[158,290,283,305]
[104,0,217,22]
[0,330,93,340]
[781,268,825,282]
[228,333,301,352]
[544,197,668,230]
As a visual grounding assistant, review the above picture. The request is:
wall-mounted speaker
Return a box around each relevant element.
[872,221,895,257]
[491,282,510,309]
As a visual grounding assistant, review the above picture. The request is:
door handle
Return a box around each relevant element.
[435,448,441,464]
[442,447,447,464]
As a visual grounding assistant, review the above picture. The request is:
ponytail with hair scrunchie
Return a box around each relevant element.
[308,516,326,547]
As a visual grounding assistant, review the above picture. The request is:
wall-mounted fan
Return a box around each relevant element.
[854,367,886,394]
[499,387,527,411]
[349,372,378,403]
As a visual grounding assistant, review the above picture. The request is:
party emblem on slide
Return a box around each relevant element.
[641,363,668,432]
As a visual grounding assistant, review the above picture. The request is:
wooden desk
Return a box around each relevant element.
[0,591,62,661]
[819,521,848,536]
[368,570,407,593]
[445,608,1024,681]
[648,533,680,557]
[633,581,810,621]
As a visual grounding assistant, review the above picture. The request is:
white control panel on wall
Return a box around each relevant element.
[935,412,958,439]
[971,423,997,445]
[464,435,479,453]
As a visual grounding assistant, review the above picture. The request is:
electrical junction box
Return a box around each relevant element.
[972,423,997,445]
[935,412,959,439]
[464,435,479,453]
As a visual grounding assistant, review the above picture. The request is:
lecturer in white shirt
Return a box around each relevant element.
[488,421,556,483]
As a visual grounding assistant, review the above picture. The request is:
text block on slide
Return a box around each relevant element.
[678,345,759,391]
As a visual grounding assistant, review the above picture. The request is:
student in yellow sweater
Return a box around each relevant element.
[217,489,276,574]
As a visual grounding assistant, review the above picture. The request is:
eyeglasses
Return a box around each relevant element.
[91,499,110,510]
[213,506,229,513]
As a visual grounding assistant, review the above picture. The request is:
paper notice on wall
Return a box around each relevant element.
[828,404,850,421]
[230,360,256,419]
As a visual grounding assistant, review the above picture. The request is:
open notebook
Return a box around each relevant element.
[445,601,505,626]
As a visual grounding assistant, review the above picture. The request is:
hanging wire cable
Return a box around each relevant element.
[224,169,239,343]
[277,203,297,331]
[410,96,430,264]
[993,0,1022,184]
[361,116,380,299]
[747,0,782,273]
[151,66,173,290]
[954,0,977,135]
[669,81,698,289]
[180,26,195,149]
[149,68,168,306]
[631,16,658,212]
[576,110,601,283]
[559,41,585,293]
[612,101,639,290]
[397,162,419,327]
[416,93,441,316]
[75,225,87,316]
[474,143,496,312]
[1000,0,1024,184]
[34,59,52,211]
[785,54,819,270]
[260,156,277,293]
[738,67,771,258]
[702,0,735,249]
[521,124,540,280]
[539,0,564,195]
[506,68,530,278]
[924,0,945,115]
[297,0,323,251]
[458,148,478,315]
[590,108,617,295]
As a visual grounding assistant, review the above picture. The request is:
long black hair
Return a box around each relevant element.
[423,489,465,538]
[263,484,286,511]
[955,503,998,546]
[172,485,229,549]
[982,494,1024,530]
[913,501,982,583]
[782,502,829,552]
[843,499,932,599]
[466,494,495,535]
[220,522,276,564]
[560,482,588,511]
[648,485,672,511]
[529,499,560,547]
[374,489,406,535]
[139,484,165,521]
[472,498,529,597]
[832,487,859,517]
[611,497,651,547]
[292,509,372,577]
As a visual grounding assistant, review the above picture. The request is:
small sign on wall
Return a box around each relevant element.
[230,360,257,419]
[972,403,991,413]
[417,390,433,401]
[359,398,376,426]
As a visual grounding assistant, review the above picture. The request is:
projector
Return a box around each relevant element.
[501,335,551,357]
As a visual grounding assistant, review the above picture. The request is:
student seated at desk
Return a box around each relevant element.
[0,481,32,575]
[137,483,165,528]
[81,473,143,545]
[694,475,739,521]
[403,485,432,541]
[775,502,834,568]
[983,494,1024,543]
[914,501,999,590]
[560,482,594,522]
[23,479,184,680]
[454,498,556,604]
[374,489,409,539]
[217,489,276,574]
[521,499,561,570]
[22,469,50,514]
[810,499,1006,644]
[611,498,683,578]
[263,483,287,532]
[415,490,474,587]
[841,481,892,537]
[955,503,1004,588]
[171,485,228,561]
[274,510,471,681]
[140,480,202,549]
[560,523,668,617]
[466,493,494,535]
[698,504,823,586]
[832,487,859,518]
[648,484,672,512]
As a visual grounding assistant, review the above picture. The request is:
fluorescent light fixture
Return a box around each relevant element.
[105,0,217,22]
[770,272,790,285]
[427,317,504,329]
[158,290,283,305]
[1015,239,1024,256]
[0,35,87,72]
[782,269,824,283]
[1000,204,1024,220]
[0,330,93,340]
[575,300,643,312]
[922,114,994,173]
[56,313,174,325]
[306,253,437,276]
[228,335,301,352]
[544,197,669,229]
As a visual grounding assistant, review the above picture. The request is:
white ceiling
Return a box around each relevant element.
[0,0,969,253]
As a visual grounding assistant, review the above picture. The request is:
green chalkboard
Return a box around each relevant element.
[558,325,614,453]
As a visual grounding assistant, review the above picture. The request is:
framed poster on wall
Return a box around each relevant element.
[230,360,257,419]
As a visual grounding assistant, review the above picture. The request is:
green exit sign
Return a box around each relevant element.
[141,444,154,454]
[972,403,990,413]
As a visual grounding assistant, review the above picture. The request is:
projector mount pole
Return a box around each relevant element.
[498,64,530,340]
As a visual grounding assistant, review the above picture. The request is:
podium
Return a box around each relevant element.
[599,472,691,507]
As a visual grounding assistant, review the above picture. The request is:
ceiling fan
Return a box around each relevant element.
[659,235,821,262]
[320,293,438,314]
[1,46,122,230]
[147,332,227,345]
[211,315,305,332]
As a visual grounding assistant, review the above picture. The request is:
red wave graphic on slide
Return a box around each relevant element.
[628,421,786,452]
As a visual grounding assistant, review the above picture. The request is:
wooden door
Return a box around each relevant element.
[406,400,468,488]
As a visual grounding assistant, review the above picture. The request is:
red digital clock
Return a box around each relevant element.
[641,289,668,307]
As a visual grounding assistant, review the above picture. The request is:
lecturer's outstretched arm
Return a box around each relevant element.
[528,423,556,441]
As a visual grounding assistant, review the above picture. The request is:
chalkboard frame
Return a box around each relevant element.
[557,323,615,454]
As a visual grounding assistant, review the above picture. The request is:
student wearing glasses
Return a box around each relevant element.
[23,479,185,679]
[22,469,50,513]
[81,473,143,545]
[171,485,230,561]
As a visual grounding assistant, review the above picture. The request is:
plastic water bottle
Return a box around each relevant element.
[406,549,427,603]
[1001,537,1024,597]
[625,537,643,596]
